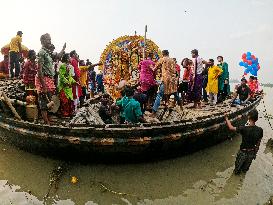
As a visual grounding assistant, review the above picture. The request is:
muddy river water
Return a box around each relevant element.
[0,87,273,205]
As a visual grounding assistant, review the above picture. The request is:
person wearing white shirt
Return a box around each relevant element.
[190,49,208,109]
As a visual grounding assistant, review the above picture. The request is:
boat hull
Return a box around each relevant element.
[0,98,261,162]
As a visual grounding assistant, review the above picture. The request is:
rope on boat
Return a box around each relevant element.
[44,162,69,200]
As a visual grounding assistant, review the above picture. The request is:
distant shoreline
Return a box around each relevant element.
[261,83,273,88]
[229,79,273,88]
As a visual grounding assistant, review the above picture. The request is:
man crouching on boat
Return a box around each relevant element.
[115,86,146,124]
[225,109,263,175]
[35,33,56,125]
[231,78,251,105]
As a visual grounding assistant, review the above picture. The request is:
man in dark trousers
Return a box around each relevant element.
[225,109,263,174]
[9,31,23,78]
[231,78,251,105]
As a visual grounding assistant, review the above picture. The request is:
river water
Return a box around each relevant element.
[0,88,273,205]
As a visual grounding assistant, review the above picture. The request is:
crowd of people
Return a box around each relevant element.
[0,32,104,124]
[0,31,265,177]
[0,31,263,125]
[97,48,262,124]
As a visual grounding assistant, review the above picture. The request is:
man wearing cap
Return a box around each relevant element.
[9,31,23,78]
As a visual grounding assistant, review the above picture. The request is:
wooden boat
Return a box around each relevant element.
[0,80,261,162]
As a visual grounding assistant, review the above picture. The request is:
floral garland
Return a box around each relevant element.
[100,35,161,99]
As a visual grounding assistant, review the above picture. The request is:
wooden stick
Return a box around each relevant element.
[0,97,26,106]
[143,25,147,60]
[0,91,22,121]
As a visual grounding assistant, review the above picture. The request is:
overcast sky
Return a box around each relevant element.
[1,0,272,82]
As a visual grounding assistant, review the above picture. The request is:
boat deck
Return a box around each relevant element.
[0,78,243,127]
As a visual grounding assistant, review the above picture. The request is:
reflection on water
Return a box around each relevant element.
[0,88,273,205]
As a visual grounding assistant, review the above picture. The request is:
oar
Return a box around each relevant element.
[0,91,22,121]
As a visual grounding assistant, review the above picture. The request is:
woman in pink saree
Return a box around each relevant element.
[138,53,157,108]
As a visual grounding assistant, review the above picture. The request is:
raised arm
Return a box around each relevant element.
[216,66,223,79]
[89,62,103,68]
[86,63,103,71]
[153,58,163,72]
[58,43,66,59]
[224,114,237,131]
[202,60,208,65]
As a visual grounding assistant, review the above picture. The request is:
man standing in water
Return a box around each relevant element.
[9,31,23,78]
[225,109,263,174]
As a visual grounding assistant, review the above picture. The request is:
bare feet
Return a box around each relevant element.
[41,111,50,125]
[197,102,202,109]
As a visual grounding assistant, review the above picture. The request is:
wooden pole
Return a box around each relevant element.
[0,97,26,106]
[0,91,22,121]
[143,25,147,60]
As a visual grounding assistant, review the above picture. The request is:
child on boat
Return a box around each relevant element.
[225,109,263,175]
[22,50,38,89]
